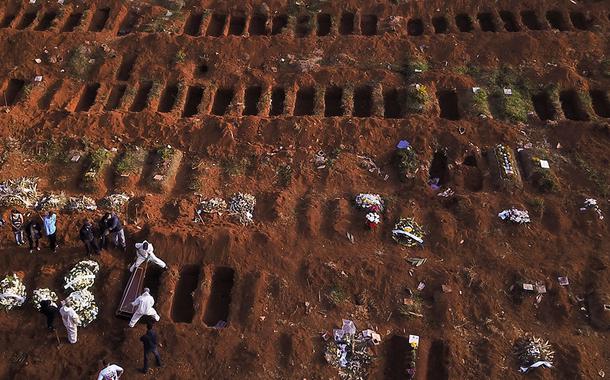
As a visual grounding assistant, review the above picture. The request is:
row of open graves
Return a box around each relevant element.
[1,3,608,37]
[0,261,237,328]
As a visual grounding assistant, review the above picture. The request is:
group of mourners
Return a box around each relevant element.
[4,209,58,253]
[3,209,169,378]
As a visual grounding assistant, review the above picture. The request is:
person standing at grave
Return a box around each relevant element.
[129,241,167,272]
[24,218,43,253]
[42,210,57,252]
[128,288,160,328]
[139,322,162,373]
[39,299,58,331]
[59,299,80,344]
[10,209,25,246]
[79,219,99,255]
[102,212,126,251]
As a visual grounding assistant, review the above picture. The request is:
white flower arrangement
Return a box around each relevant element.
[32,288,58,310]
[355,193,384,213]
[198,197,228,214]
[0,273,27,311]
[498,208,531,224]
[66,289,98,327]
[64,260,100,291]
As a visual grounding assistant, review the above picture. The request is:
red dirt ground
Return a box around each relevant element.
[0,0,608,379]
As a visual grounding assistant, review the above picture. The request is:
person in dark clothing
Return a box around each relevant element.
[10,209,25,245]
[39,300,58,330]
[101,212,126,251]
[97,216,108,250]
[24,219,43,253]
[79,219,99,255]
[139,322,162,373]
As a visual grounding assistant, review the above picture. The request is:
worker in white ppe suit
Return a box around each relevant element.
[129,241,167,272]
[97,361,123,380]
[129,288,160,328]
[59,299,80,344]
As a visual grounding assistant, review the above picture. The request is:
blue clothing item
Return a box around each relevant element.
[43,214,57,235]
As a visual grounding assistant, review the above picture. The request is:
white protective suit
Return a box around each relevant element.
[129,241,167,272]
[129,290,160,327]
[97,363,124,380]
[59,305,80,343]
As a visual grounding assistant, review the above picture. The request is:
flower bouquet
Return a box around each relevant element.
[0,273,27,310]
[392,218,425,247]
[355,193,384,213]
[66,289,98,327]
[229,193,256,224]
[498,208,530,224]
[32,288,58,310]
[198,197,227,215]
[64,260,100,291]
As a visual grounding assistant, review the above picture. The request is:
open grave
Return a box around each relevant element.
[75,83,100,112]
[353,86,373,117]
[499,11,520,32]
[249,14,267,35]
[339,12,354,35]
[211,88,234,116]
[183,12,203,36]
[455,14,474,32]
[432,16,449,33]
[130,81,153,112]
[61,12,83,32]
[35,10,57,31]
[407,18,424,36]
[243,86,262,116]
[294,87,315,116]
[324,86,343,117]
[171,265,200,323]
[203,267,235,327]
[532,92,557,120]
[105,84,127,111]
[361,15,377,35]
[559,90,589,121]
[2,78,25,106]
[317,13,332,36]
[89,7,110,32]
[478,12,496,32]
[158,83,179,113]
[206,13,226,37]
[228,14,246,36]
[270,87,285,116]
[182,86,204,117]
[437,90,460,120]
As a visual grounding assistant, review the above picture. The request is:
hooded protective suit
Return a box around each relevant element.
[129,290,160,327]
[129,241,167,272]
[97,363,123,380]
[59,304,80,343]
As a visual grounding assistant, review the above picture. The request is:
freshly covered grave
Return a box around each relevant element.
[66,289,99,327]
[0,177,39,208]
[324,320,380,380]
